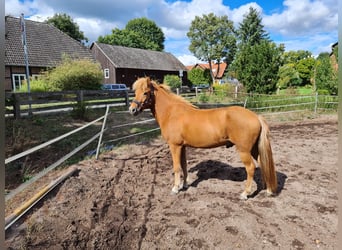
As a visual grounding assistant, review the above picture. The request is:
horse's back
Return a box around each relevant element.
[200,106,260,130]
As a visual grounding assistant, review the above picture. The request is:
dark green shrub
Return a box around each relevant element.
[71,101,89,120]
[199,92,209,103]
[21,57,103,92]
[163,74,181,89]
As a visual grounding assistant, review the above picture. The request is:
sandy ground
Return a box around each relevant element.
[5,115,338,249]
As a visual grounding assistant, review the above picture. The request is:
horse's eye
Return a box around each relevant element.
[143,92,148,96]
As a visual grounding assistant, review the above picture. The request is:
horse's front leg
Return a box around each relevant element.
[181,146,188,190]
[169,144,183,194]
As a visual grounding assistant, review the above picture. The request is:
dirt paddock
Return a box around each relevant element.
[5,115,338,249]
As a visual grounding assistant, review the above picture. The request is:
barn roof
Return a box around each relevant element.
[91,42,186,71]
[5,16,93,67]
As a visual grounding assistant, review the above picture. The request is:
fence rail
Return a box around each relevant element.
[5,90,132,118]
[188,90,338,115]
[5,89,338,119]
[5,106,110,201]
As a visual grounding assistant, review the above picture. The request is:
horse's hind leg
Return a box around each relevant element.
[238,151,256,200]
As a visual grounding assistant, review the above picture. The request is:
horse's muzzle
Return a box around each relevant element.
[129,106,140,116]
[129,99,143,116]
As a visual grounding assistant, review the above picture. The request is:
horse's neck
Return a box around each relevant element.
[152,88,174,124]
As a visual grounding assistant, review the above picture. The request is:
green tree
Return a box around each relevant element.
[125,17,165,51]
[232,7,283,93]
[98,18,165,51]
[277,63,302,89]
[237,7,269,45]
[187,13,236,85]
[233,40,283,93]
[280,50,314,87]
[46,13,88,43]
[295,57,316,86]
[188,68,211,86]
[98,28,149,49]
[315,52,338,95]
[283,50,312,64]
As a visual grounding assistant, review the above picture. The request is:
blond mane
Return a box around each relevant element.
[157,83,198,108]
[133,77,198,109]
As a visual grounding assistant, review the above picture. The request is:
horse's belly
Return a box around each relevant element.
[183,132,228,148]
[186,141,227,148]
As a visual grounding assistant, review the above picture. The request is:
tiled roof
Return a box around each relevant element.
[92,42,187,71]
[186,62,227,79]
[5,16,93,67]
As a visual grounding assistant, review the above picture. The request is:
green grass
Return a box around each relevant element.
[296,88,314,95]
[278,87,314,95]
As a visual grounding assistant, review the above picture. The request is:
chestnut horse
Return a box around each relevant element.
[129,77,277,199]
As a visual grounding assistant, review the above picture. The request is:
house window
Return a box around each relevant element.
[12,74,26,92]
[104,69,109,79]
[32,74,40,80]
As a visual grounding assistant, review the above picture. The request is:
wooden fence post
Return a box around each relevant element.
[314,92,318,113]
[28,92,33,117]
[77,90,84,104]
[13,93,21,119]
[125,91,129,106]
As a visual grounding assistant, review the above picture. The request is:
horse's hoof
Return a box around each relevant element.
[171,186,179,195]
[266,190,276,197]
[239,193,248,200]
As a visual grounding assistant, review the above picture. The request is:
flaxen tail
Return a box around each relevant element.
[258,116,277,194]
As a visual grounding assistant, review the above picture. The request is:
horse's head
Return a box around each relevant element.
[129,77,155,116]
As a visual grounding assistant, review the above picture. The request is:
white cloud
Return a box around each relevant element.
[177,54,205,66]
[5,0,42,19]
[228,2,262,26]
[275,32,337,56]
[263,0,338,36]
[150,0,230,36]
[76,18,119,43]
[162,27,187,40]
[5,0,338,62]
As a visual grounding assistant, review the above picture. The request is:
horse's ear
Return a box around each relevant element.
[146,77,153,87]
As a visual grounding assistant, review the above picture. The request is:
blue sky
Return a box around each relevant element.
[6,0,338,65]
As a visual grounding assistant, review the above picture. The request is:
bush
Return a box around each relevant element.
[188,68,211,86]
[198,92,209,103]
[213,83,233,97]
[19,77,52,92]
[50,57,103,90]
[23,57,103,92]
[163,74,181,89]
